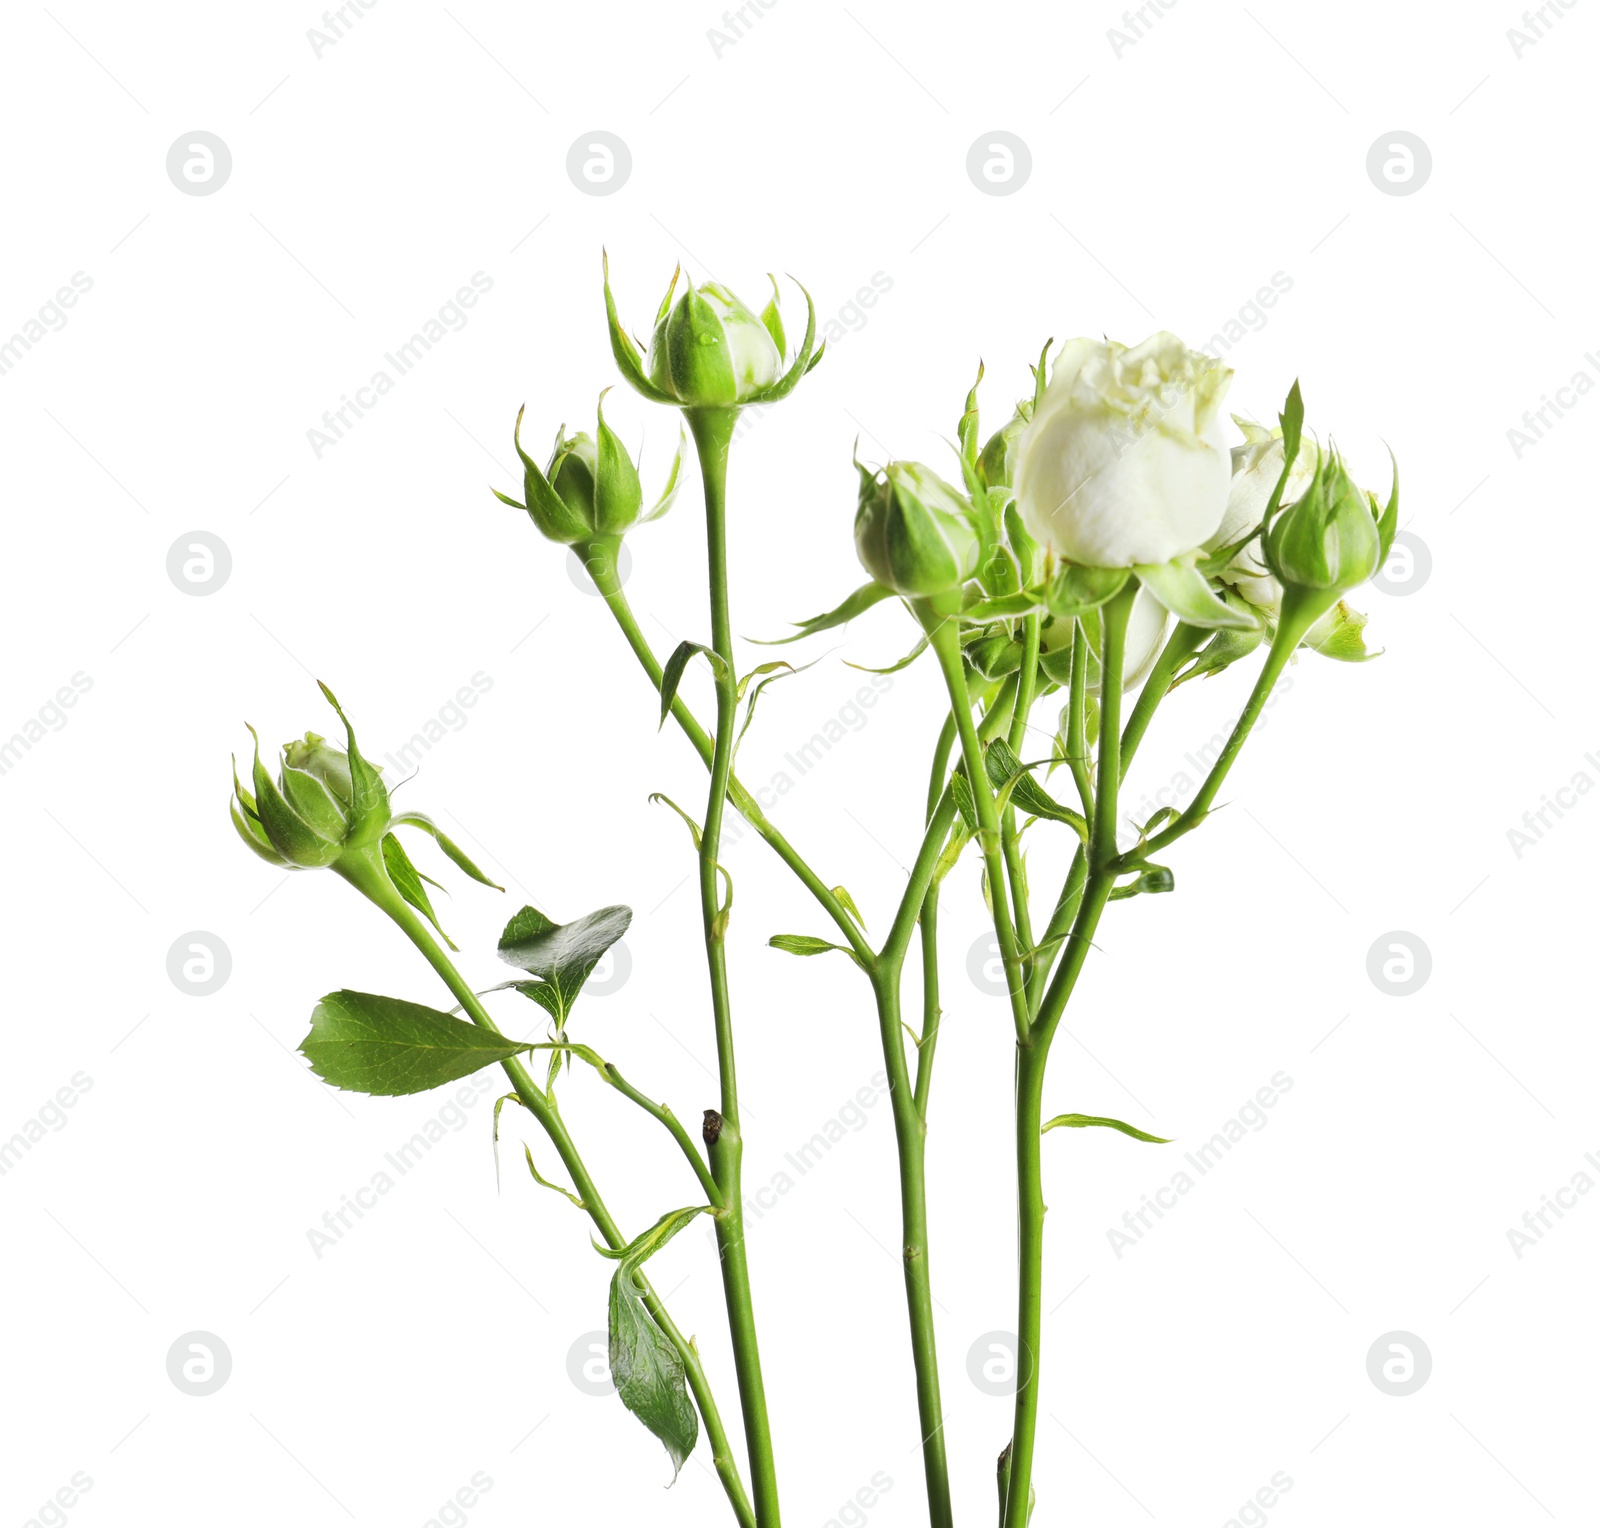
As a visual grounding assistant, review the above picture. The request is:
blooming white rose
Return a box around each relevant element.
[1015,333,1234,568]
[1207,418,1317,614]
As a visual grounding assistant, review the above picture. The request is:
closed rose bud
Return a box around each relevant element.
[603,256,821,413]
[854,459,981,604]
[648,280,782,407]
[1016,333,1234,568]
[1264,448,1382,595]
[1207,418,1319,614]
[495,392,682,547]
[233,686,390,870]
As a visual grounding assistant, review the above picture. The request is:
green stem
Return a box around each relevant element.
[913,888,942,1121]
[1003,584,1133,1528]
[336,850,755,1528]
[586,537,872,967]
[925,610,1032,1045]
[1120,592,1324,869]
[1118,623,1205,781]
[687,406,782,1528]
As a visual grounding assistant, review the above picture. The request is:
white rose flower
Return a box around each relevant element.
[1207,419,1317,614]
[1015,333,1234,568]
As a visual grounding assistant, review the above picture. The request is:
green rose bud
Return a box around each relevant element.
[233,685,390,870]
[1263,448,1382,596]
[603,255,821,412]
[854,459,981,605]
[495,392,682,546]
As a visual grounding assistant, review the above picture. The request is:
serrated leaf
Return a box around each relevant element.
[605,1205,710,1481]
[751,580,895,646]
[1044,564,1129,619]
[496,904,632,1018]
[300,990,530,1096]
[609,1273,698,1481]
[1043,1112,1171,1144]
[984,740,1087,836]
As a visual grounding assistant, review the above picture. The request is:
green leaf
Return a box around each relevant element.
[1134,560,1259,631]
[959,360,984,469]
[1043,1112,1171,1144]
[751,580,894,646]
[496,904,633,1018]
[389,811,504,890]
[300,990,531,1095]
[1172,592,1267,683]
[383,833,456,950]
[660,640,727,728]
[605,1206,710,1481]
[984,740,1087,836]
[768,933,864,968]
[609,1274,698,1481]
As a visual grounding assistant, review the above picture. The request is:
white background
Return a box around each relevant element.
[2,2,1595,1524]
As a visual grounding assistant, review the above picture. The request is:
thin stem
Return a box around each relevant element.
[336,850,755,1528]
[925,611,1033,1045]
[1063,620,1095,820]
[870,965,952,1528]
[586,538,872,966]
[687,405,782,1528]
[1119,596,1319,869]
[1118,623,1205,781]
[913,886,942,1120]
[1003,583,1133,1528]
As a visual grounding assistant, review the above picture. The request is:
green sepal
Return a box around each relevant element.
[299,989,532,1095]
[249,725,338,868]
[959,360,984,471]
[749,276,819,403]
[844,633,928,675]
[759,273,786,356]
[1028,337,1053,414]
[1374,450,1400,564]
[278,763,346,846]
[507,404,592,543]
[1304,600,1378,662]
[1044,564,1129,619]
[1172,591,1267,684]
[641,427,687,524]
[593,389,645,536]
[1134,560,1259,631]
[1043,1112,1171,1143]
[751,580,895,646]
[602,251,678,405]
[390,811,504,890]
[648,792,704,851]
[317,683,389,848]
[383,832,456,950]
